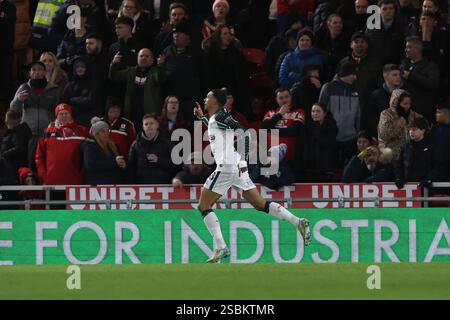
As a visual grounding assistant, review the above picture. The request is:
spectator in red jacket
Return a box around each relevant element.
[101,96,136,160]
[261,87,306,162]
[35,103,89,185]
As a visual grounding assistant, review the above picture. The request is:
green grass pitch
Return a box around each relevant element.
[1,263,450,299]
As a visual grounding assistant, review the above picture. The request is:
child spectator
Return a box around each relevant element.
[18,167,45,210]
[394,117,433,188]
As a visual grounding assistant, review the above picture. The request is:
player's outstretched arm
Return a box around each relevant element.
[194,102,209,126]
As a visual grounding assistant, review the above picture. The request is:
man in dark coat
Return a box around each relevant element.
[366,64,404,136]
[162,19,212,120]
[0,110,32,185]
[365,0,405,65]
[128,114,174,184]
[400,36,440,123]
[338,32,383,120]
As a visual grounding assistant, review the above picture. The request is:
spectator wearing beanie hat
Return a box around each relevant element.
[100,96,136,159]
[83,117,127,185]
[319,61,361,168]
[202,0,235,39]
[10,59,60,171]
[265,14,303,78]
[35,103,89,186]
[278,27,324,89]
[338,31,382,123]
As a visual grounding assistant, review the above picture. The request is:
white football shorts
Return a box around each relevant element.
[203,168,256,195]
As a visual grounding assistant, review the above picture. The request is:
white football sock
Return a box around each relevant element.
[203,211,227,250]
[268,202,300,226]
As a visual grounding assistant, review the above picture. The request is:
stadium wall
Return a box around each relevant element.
[0,208,449,265]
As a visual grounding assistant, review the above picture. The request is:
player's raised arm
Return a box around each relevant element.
[194,102,209,126]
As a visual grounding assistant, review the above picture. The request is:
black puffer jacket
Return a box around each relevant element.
[394,135,434,182]
[128,131,173,184]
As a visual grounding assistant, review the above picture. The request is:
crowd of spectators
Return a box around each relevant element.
[1,0,450,197]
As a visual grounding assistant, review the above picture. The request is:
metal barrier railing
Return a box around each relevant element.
[1,184,449,210]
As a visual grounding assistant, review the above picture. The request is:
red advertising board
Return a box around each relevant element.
[66,183,422,210]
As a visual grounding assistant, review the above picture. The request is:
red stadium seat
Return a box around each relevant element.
[243,48,266,67]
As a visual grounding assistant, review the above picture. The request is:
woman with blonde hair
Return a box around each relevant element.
[40,51,68,95]
[83,117,127,185]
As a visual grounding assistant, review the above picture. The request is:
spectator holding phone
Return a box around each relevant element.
[10,61,60,170]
